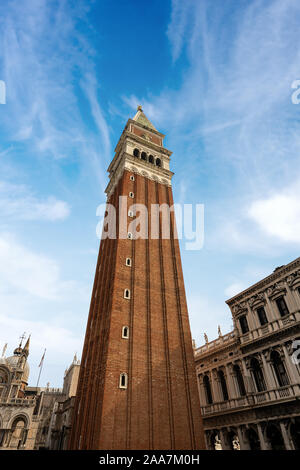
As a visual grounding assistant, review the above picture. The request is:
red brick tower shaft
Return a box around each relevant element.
[69,107,205,450]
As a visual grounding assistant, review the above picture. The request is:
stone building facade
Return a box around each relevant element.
[0,337,39,449]
[195,257,300,450]
[46,355,80,449]
[0,336,80,450]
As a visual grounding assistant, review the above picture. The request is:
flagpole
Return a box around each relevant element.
[36,348,46,388]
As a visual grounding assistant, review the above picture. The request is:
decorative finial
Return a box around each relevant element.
[1,343,7,357]
[137,105,143,112]
[218,325,222,337]
[19,332,26,348]
[192,339,196,349]
[204,333,208,344]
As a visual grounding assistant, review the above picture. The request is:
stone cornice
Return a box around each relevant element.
[194,340,238,364]
[227,257,300,311]
[105,153,173,197]
[127,118,166,138]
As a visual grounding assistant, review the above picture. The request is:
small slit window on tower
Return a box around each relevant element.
[126,258,132,267]
[127,232,133,239]
[119,372,128,389]
[122,326,129,339]
[129,192,134,198]
[130,175,135,181]
[128,210,134,217]
[124,289,130,299]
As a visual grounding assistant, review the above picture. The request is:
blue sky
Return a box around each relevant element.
[0,0,300,387]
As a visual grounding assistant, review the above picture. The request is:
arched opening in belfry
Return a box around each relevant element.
[148,155,154,164]
[266,424,285,450]
[270,350,289,387]
[246,428,261,450]
[156,158,161,167]
[250,357,266,392]
[141,152,147,161]
[133,148,140,157]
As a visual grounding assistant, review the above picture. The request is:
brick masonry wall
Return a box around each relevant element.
[69,170,205,450]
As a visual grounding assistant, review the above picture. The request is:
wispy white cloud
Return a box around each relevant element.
[0,232,88,300]
[224,282,247,298]
[248,180,300,243]
[0,181,70,221]
[0,0,110,183]
[124,0,300,256]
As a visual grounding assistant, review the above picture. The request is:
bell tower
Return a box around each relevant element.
[69,107,205,450]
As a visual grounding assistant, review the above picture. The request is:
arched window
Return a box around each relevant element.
[0,369,8,384]
[124,289,130,299]
[228,430,240,450]
[156,158,161,167]
[122,326,129,338]
[290,418,300,450]
[203,375,213,404]
[9,418,27,449]
[233,364,246,396]
[246,428,261,450]
[251,358,266,392]
[210,431,222,450]
[271,350,289,387]
[119,373,128,389]
[141,152,147,161]
[133,148,140,157]
[148,155,154,164]
[266,424,285,450]
[218,370,229,401]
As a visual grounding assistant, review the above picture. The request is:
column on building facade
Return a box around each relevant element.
[224,364,237,399]
[211,369,221,403]
[284,282,298,314]
[219,429,231,450]
[236,426,251,450]
[279,421,293,450]
[282,343,299,384]
[240,358,255,394]
[260,351,277,390]
[256,423,270,450]
[197,375,207,407]
[265,296,277,324]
